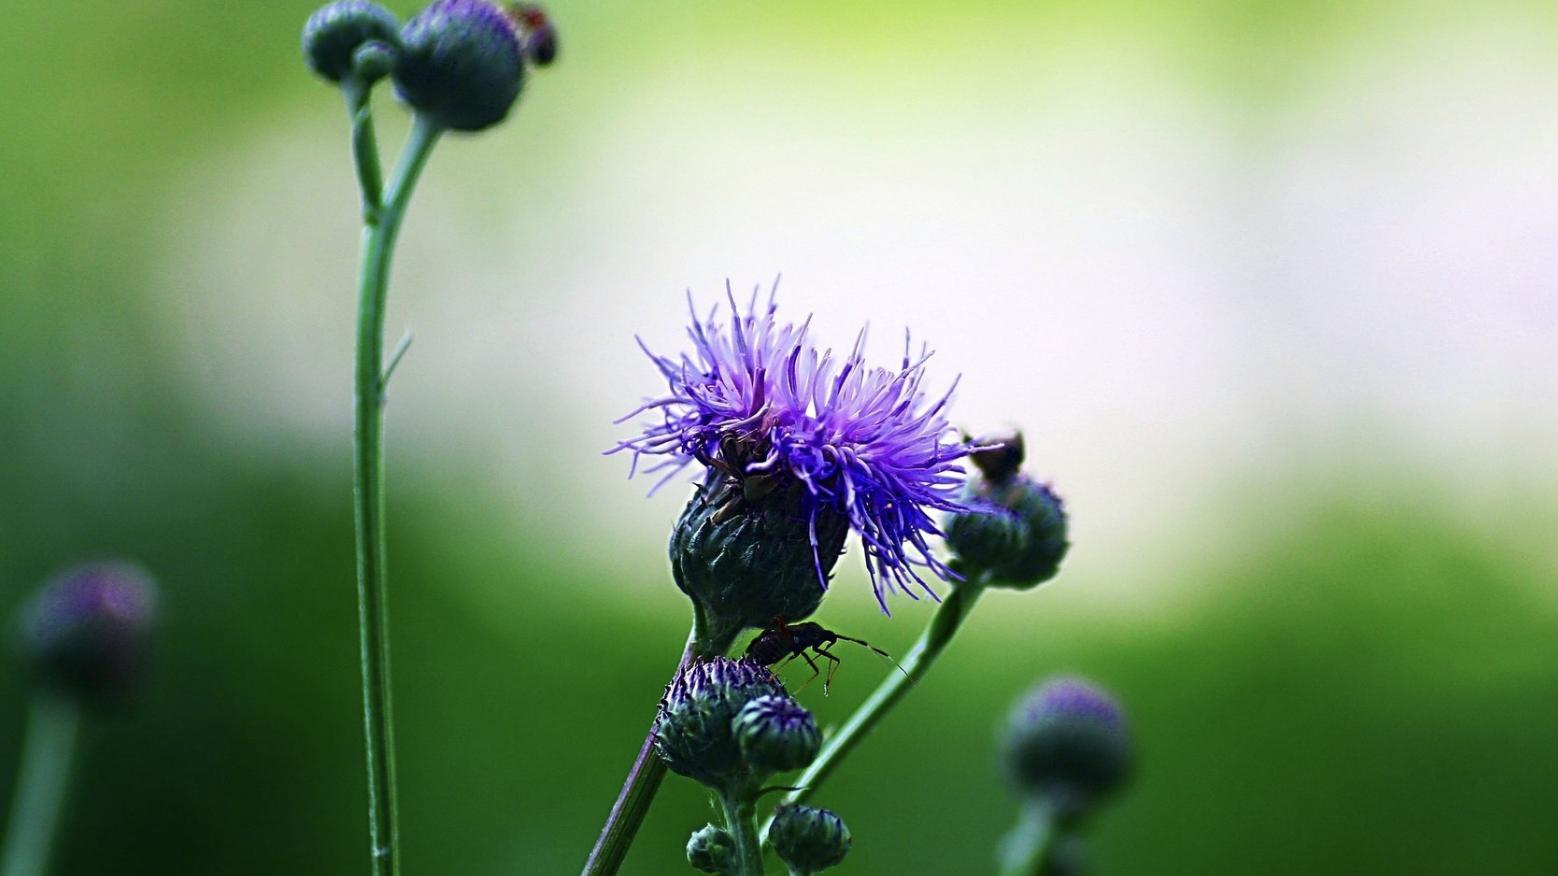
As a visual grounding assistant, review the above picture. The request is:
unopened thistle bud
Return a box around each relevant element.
[654,657,785,793]
[1001,677,1132,817]
[351,40,399,85]
[395,0,524,131]
[302,0,402,83]
[671,476,850,640]
[686,823,736,874]
[769,804,851,874]
[16,563,157,704]
[945,432,1068,589]
[734,694,821,774]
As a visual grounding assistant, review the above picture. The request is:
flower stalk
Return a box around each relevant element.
[997,798,1059,876]
[717,794,765,876]
[760,573,989,845]
[350,108,444,876]
[581,609,739,876]
[0,697,79,876]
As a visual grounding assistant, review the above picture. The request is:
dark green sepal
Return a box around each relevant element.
[671,475,848,637]
[769,804,851,874]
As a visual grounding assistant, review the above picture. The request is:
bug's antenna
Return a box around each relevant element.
[835,633,910,678]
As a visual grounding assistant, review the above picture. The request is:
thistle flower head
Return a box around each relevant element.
[617,285,976,612]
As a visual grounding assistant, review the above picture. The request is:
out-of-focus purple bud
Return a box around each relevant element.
[18,563,157,704]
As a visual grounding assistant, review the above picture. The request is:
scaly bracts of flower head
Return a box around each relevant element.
[613,283,977,610]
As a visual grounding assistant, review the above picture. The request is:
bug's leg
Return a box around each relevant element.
[792,651,822,694]
[815,648,842,694]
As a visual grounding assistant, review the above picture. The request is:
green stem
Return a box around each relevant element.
[997,799,1058,876]
[0,697,80,876]
[352,112,444,876]
[343,78,384,223]
[581,608,740,876]
[718,793,765,876]
[760,578,988,845]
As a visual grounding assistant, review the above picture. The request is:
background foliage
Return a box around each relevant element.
[1,0,1555,873]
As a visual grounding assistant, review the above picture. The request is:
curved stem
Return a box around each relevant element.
[343,78,383,223]
[718,793,765,876]
[581,609,740,876]
[760,579,988,845]
[352,112,444,876]
[0,697,80,876]
[997,799,1058,876]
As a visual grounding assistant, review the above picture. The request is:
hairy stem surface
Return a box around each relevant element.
[719,793,766,876]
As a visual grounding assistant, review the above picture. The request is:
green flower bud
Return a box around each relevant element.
[394,0,525,132]
[945,471,1068,589]
[686,823,736,874]
[351,40,398,85]
[302,0,402,83]
[654,658,785,794]
[671,475,849,640]
[769,805,851,874]
[1001,677,1132,817]
[734,694,821,774]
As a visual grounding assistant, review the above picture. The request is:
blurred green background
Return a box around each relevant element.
[2,0,1556,873]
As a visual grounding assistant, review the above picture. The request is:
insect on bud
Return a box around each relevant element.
[734,694,821,774]
[769,804,851,875]
[1001,677,1132,817]
[654,657,785,794]
[945,468,1068,590]
[395,0,525,132]
[686,823,736,874]
[670,474,849,641]
[504,3,558,66]
[302,0,402,83]
[16,563,157,705]
[526,23,558,66]
[970,430,1025,483]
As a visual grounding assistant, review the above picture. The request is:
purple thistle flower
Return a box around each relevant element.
[614,282,976,610]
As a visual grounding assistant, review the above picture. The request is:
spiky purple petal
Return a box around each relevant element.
[614,283,975,610]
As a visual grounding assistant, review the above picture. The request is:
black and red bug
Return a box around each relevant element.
[745,617,906,695]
